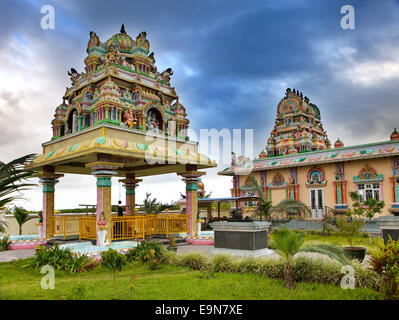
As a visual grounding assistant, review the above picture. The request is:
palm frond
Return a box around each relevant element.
[299,244,347,265]
[270,199,311,215]
[249,175,266,202]
[0,154,37,208]
[271,227,305,261]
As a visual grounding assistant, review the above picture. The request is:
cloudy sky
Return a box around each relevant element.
[1,0,399,210]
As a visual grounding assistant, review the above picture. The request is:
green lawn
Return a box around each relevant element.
[0,258,379,300]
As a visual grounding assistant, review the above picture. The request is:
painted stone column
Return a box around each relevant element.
[38,172,64,239]
[86,161,123,246]
[178,170,205,237]
[342,181,347,204]
[390,177,395,203]
[120,173,142,215]
[294,184,299,201]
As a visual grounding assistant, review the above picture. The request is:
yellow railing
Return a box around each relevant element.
[110,214,189,240]
[50,215,81,239]
[79,216,97,240]
[48,214,190,241]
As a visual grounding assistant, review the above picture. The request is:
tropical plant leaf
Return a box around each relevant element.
[299,244,347,265]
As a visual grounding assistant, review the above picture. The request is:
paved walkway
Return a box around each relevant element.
[0,249,36,263]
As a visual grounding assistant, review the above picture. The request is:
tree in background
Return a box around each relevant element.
[249,175,272,221]
[143,192,176,215]
[0,154,36,234]
[348,191,384,241]
[249,174,311,221]
[9,206,35,235]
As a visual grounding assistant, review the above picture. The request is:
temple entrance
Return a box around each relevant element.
[67,109,78,134]
[146,108,163,132]
[310,188,324,218]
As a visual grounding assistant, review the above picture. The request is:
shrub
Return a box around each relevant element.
[126,240,164,263]
[369,237,399,299]
[255,259,285,279]
[210,254,237,273]
[101,248,127,273]
[67,254,91,273]
[29,245,73,270]
[178,252,209,271]
[336,217,364,247]
[236,257,264,274]
[28,244,93,273]
[159,250,179,265]
[0,236,11,251]
[101,248,128,299]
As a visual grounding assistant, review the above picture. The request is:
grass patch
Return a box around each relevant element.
[0,258,379,300]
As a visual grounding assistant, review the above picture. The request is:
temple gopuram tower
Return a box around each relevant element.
[26,25,216,243]
[260,88,331,158]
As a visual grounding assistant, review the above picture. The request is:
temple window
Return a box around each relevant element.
[357,183,381,201]
[353,164,383,201]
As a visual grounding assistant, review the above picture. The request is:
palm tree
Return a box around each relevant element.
[0,206,8,234]
[0,154,36,209]
[10,206,35,235]
[249,175,272,221]
[248,175,311,221]
[271,226,347,289]
[143,192,176,215]
[269,198,312,219]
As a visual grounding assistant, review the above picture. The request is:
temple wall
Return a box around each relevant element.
[237,156,396,216]
[344,157,392,215]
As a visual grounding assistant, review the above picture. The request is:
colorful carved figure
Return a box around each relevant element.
[132,84,141,102]
[146,111,159,130]
[156,68,173,85]
[124,109,137,128]
[307,166,326,184]
[67,68,81,86]
[97,212,110,247]
[87,31,99,49]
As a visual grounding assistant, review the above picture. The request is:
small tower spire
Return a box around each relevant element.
[120,24,126,34]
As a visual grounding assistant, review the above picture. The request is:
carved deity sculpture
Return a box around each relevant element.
[124,109,137,128]
[87,31,99,49]
[97,212,110,247]
[68,68,81,86]
[104,43,121,65]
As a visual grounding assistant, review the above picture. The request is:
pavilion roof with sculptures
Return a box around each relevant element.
[26,25,216,177]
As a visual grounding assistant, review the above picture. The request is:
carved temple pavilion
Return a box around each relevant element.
[219,88,399,218]
[26,25,216,244]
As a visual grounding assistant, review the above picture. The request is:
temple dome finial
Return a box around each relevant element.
[121,24,126,34]
[390,128,399,141]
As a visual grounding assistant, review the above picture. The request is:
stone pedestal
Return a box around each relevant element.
[376,215,399,244]
[210,221,271,250]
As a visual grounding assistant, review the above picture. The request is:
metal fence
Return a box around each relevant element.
[50,214,189,240]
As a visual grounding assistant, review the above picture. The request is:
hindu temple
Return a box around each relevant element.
[220,89,399,218]
[26,25,216,245]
